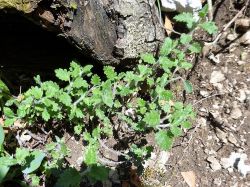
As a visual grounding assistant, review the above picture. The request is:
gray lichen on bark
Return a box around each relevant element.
[113,0,165,60]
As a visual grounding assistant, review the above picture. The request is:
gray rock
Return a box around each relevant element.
[239,30,250,45]
[207,156,222,171]
[228,133,238,145]
[231,107,242,119]
[200,90,210,97]
[210,71,226,84]
[237,60,247,65]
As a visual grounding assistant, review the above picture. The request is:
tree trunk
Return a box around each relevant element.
[0,0,165,65]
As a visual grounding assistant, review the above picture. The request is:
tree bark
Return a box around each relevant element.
[0,0,165,65]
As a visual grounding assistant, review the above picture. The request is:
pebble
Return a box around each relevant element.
[239,30,250,45]
[230,106,242,119]
[210,71,226,83]
[226,33,238,41]
[235,18,250,31]
[228,133,238,145]
[240,51,248,61]
[76,156,84,167]
[216,128,228,143]
[237,60,247,65]
[200,90,210,97]
[213,83,225,93]
[207,156,222,171]
[198,117,207,127]
[237,89,247,102]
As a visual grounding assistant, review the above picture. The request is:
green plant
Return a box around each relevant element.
[0,7,217,186]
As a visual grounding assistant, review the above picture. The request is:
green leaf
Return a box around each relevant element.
[72,77,88,88]
[15,148,30,165]
[91,74,101,85]
[180,62,193,69]
[55,168,81,187]
[138,65,150,76]
[82,65,93,74]
[102,92,113,107]
[84,145,97,165]
[22,150,46,174]
[4,118,15,126]
[55,69,70,81]
[183,80,193,94]
[31,87,43,99]
[200,21,218,34]
[182,121,192,129]
[174,102,183,110]
[74,124,83,135]
[143,110,160,128]
[180,34,192,44]
[199,4,208,18]
[86,165,109,182]
[0,79,10,98]
[104,66,117,80]
[0,125,4,147]
[69,61,82,77]
[188,42,202,53]
[140,53,156,64]
[160,38,173,56]
[155,130,174,150]
[159,90,173,101]
[159,57,177,71]
[174,12,196,29]
[0,165,9,183]
[42,109,50,121]
[170,126,182,137]
[3,107,14,118]
[137,98,146,107]
[102,81,114,107]
[70,1,78,10]
[118,86,132,96]
[30,174,40,186]
[59,92,72,106]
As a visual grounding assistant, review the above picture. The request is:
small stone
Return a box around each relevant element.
[213,83,225,93]
[239,30,250,45]
[231,107,242,119]
[237,89,247,102]
[198,117,207,127]
[76,156,83,166]
[216,128,228,143]
[221,158,231,169]
[228,133,238,145]
[227,33,238,41]
[210,71,226,83]
[237,60,247,65]
[235,18,250,31]
[240,51,248,61]
[207,156,222,171]
[200,90,210,97]
[20,130,32,142]
[158,151,170,170]
[199,107,207,112]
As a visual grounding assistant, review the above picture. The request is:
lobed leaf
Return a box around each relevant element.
[155,130,174,150]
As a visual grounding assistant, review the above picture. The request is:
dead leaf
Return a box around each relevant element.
[181,171,196,187]
[164,15,173,36]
